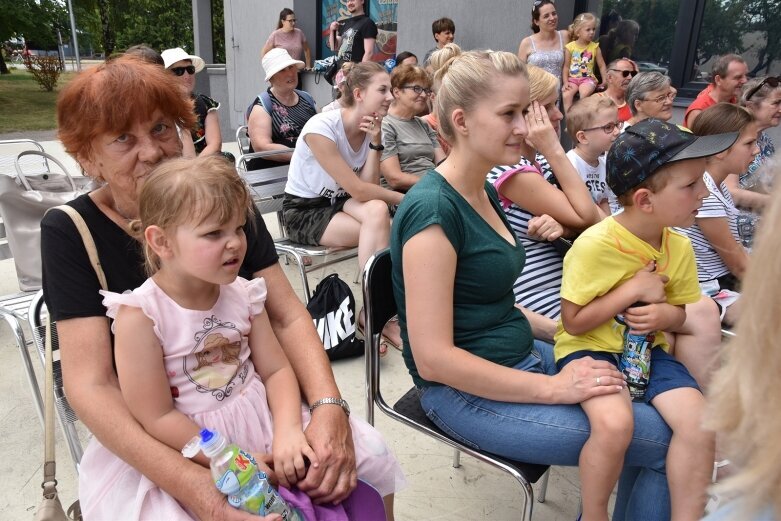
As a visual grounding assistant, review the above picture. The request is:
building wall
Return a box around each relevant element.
[224,0,580,133]
[222,1,781,146]
[396,0,576,61]
[224,0,290,131]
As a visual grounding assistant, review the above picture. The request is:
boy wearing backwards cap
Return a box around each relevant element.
[554,119,738,521]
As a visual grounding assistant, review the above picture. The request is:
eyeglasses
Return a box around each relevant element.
[642,92,676,104]
[746,76,780,101]
[609,69,638,78]
[284,18,296,22]
[401,85,433,96]
[582,120,624,134]
[170,65,196,76]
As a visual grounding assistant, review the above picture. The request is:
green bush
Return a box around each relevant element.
[24,56,62,92]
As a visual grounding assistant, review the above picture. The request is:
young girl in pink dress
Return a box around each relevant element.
[77,155,405,520]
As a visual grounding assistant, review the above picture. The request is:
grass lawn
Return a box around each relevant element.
[0,68,75,133]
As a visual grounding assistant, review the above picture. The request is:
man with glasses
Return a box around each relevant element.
[596,58,638,122]
[684,54,748,128]
[328,0,377,64]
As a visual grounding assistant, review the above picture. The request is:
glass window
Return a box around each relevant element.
[692,0,779,83]
[595,0,679,76]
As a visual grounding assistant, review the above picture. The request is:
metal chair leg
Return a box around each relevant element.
[520,476,535,521]
[452,448,461,468]
[536,467,550,503]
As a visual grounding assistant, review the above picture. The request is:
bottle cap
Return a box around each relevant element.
[198,428,226,458]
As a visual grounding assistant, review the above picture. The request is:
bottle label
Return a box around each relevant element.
[212,443,301,520]
[616,314,654,399]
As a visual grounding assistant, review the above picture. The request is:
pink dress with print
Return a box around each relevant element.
[77,277,405,520]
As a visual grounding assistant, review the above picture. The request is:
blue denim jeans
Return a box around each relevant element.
[418,340,672,520]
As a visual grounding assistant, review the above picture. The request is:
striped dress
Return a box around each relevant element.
[676,172,742,282]
[487,154,564,319]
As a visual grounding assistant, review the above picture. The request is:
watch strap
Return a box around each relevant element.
[309,397,350,416]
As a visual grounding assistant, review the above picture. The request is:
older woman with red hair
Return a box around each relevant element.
[43,55,370,520]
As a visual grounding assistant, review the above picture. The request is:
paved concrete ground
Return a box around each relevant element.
[0,139,591,520]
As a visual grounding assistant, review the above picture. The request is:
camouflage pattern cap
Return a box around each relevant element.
[606,118,738,196]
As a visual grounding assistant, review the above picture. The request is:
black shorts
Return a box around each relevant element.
[282,193,350,245]
[557,348,700,403]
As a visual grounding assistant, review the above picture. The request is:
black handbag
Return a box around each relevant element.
[306,274,364,360]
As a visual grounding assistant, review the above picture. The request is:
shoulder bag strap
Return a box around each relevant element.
[40,312,58,496]
[39,204,107,505]
[51,205,108,291]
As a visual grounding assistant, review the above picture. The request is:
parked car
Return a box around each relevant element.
[636,61,669,75]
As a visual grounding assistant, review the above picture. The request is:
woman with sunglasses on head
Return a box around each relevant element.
[517,0,569,83]
[379,65,445,192]
[162,48,230,161]
[725,76,781,248]
[625,71,677,128]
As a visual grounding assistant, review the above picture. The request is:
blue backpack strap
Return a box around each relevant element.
[245,90,274,123]
[295,89,317,111]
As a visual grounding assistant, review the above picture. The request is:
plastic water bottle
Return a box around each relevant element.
[616,303,655,400]
[183,428,303,520]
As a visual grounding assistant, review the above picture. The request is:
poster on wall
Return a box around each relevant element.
[319,0,343,59]
[369,0,397,62]
[319,0,398,62]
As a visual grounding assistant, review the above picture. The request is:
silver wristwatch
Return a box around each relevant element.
[309,397,350,417]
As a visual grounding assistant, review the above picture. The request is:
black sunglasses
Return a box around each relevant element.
[610,69,638,78]
[746,76,780,101]
[170,65,196,76]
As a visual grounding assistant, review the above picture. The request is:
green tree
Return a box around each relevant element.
[697,0,747,65]
[0,0,34,74]
[742,0,781,75]
[114,0,193,54]
[212,0,225,63]
[0,0,68,74]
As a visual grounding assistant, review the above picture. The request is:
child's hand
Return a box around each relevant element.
[524,100,560,157]
[623,303,670,334]
[272,429,320,489]
[528,214,563,241]
[628,261,668,303]
[250,452,279,487]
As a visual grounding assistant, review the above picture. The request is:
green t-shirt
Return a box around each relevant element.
[390,170,534,388]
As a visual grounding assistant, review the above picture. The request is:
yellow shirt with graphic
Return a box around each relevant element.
[554,217,701,361]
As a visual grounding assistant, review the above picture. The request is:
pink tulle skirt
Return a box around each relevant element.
[78,375,405,520]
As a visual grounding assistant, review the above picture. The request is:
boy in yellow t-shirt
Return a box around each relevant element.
[554,119,738,521]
